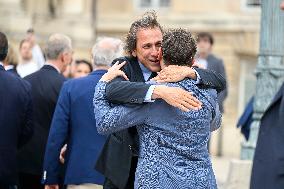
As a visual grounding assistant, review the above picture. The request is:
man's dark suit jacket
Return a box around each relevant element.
[250,83,284,189]
[6,67,20,77]
[0,65,33,185]
[17,65,66,175]
[206,54,228,113]
[95,56,226,189]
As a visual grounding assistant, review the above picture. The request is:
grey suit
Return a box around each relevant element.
[206,54,228,113]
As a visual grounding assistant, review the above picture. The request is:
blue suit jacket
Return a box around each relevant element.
[0,65,33,184]
[42,70,107,185]
[236,97,254,140]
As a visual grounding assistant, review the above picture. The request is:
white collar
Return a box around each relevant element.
[45,63,61,73]
[5,65,14,70]
[0,61,3,67]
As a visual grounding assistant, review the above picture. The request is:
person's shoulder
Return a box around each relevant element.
[176,79,218,100]
[42,67,66,81]
[112,56,138,75]
[112,56,137,66]
[208,54,223,64]
[6,73,32,94]
[63,75,96,89]
[4,71,28,84]
[112,56,134,63]
[174,78,197,88]
[204,88,217,98]
[22,68,43,79]
[64,76,86,86]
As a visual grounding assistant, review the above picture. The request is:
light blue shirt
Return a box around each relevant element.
[138,62,156,102]
[196,58,208,69]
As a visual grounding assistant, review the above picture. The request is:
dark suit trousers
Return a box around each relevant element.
[18,173,66,189]
[0,184,17,189]
[103,157,138,189]
[18,173,43,189]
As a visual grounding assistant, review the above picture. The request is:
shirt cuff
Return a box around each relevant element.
[193,68,201,84]
[144,85,156,102]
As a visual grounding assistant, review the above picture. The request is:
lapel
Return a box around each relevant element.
[265,83,284,113]
[127,57,145,82]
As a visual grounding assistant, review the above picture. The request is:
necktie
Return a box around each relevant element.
[147,72,157,81]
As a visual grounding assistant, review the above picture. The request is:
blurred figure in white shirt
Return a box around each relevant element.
[26,28,45,68]
[17,39,39,78]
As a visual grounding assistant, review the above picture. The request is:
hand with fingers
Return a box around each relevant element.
[151,85,202,112]
[152,65,197,83]
[59,144,67,164]
[45,185,59,189]
[101,61,129,82]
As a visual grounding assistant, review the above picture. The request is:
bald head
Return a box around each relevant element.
[91,37,123,67]
[45,33,72,60]
[281,1,284,10]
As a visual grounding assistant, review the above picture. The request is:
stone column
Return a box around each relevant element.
[241,0,284,160]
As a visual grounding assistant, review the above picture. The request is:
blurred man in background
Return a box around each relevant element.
[17,39,39,78]
[43,37,122,189]
[26,28,45,68]
[18,33,73,189]
[196,32,228,114]
[196,32,228,155]
[0,31,33,189]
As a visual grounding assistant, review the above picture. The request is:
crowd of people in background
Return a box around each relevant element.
[0,10,229,189]
[2,29,95,80]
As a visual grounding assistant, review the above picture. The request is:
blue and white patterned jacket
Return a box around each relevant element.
[94,79,221,189]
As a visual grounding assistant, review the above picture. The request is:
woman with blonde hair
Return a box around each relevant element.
[3,45,20,76]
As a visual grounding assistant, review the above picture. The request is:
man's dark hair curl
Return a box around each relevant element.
[124,11,163,56]
[162,28,197,67]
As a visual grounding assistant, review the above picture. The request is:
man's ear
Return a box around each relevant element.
[60,52,66,63]
[132,50,137,57]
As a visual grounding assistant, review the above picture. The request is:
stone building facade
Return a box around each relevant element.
[0,0,261,157]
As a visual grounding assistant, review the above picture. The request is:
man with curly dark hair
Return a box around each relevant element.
[162,28,197,67]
